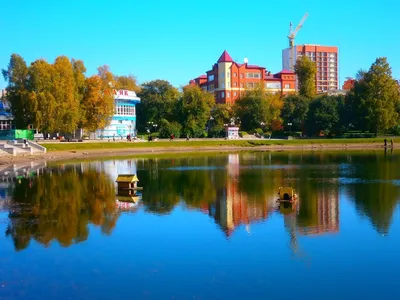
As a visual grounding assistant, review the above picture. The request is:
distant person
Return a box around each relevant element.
[113,134,115,141]
[186,134,189,141]
[391,139,394,148]
[384,138,387,148]
[170,134,174,141]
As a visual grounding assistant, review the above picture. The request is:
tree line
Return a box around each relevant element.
[2,53,399,138]
[2,54,139,135]
[136,56,400,138]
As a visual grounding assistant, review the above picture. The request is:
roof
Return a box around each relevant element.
[276,70,295,74]
[246,65,265,69]
[116,174,139,183]
[196,75,207,79]
[217,50,233,63]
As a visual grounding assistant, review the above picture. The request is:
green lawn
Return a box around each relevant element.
[42,138,399,151]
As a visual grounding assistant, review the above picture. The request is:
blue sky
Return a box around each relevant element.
[1,0,399,89]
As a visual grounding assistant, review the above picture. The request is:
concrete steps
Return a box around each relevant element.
[0,140,47,156]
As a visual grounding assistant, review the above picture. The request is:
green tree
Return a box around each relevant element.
[281,95,309,132]
[346,57,400,135]
[209,104,233,137]
[2,54,31,128]
[294,55,317,99]
[177,85,214,137]
[305,95,346,136]
[233,85,282,132]
[158,118,182,138]
[137,80,180,132]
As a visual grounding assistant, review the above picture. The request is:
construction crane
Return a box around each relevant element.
[288,13,309,71]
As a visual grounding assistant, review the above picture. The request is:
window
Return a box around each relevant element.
[208,75,214,81]
[227,92,230,98]
[227,81,230,88]
[233,82,237,87]
[246,72,261,79]
[240,74,244,79]
[246,82,254,88]
[221,92,225,98]
[284,84,290,89]
[221,72,225,78]
[221,83,225,88]
[209,84,214,91]
[240,83,244,88]
[227,72,230,77]
[234,72,237,77]
[266,82,281,89]
[233,92,237,96]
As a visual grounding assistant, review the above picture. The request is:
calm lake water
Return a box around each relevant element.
[1,151,400,299]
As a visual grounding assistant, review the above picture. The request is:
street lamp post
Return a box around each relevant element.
[288,122,293,136]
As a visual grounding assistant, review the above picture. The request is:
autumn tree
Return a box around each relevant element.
[1,54,31,128]
[234,85,282,132]
[115,75,140,92]
[294,55,317,99]
[136,80,180,132]
[177,85,214,137]
[81,75,115,133]
[72,59,87,125]
[27,59,58,133]
[53,56,80,133]
[346,57,400,135]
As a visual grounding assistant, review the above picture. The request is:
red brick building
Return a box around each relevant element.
[342,78,356,90]
[190,50,296,104]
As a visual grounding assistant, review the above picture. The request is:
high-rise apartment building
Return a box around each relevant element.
[283,44,339,93]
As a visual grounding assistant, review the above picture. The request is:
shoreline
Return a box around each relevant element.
[0,142,394,165]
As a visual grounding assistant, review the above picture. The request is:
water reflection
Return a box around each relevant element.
[6,165,118,251]
[2,151,400,252]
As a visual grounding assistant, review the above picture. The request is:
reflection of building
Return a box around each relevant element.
[283,185,339,238]
[208,154,275,236]
[0,162,47,182]
[298,187,339,235]
[84,159,138,183]
[82,159,141,212]
[94,89,140,139]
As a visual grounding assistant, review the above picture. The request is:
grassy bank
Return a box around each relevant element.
[42,138,399,151]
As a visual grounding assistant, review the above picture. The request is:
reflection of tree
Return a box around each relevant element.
[6,167,117,251]
[138,157,227,214]
[346,153,400,234]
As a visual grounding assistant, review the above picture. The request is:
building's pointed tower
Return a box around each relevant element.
[217,50,234,103]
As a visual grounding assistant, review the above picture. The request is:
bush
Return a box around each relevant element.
[255,128,263,135]
[239,131,248,137]
[159,119,182,138]
[209,124,225,138]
